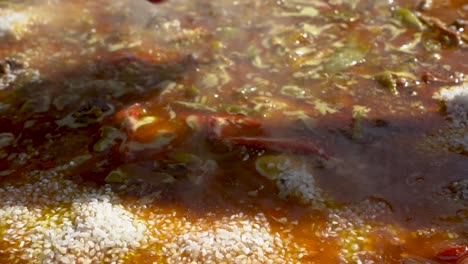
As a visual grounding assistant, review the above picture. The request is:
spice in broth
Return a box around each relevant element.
[0,0,467,263]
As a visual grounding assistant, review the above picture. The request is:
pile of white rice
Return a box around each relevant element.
[433,82,468,153]
[255,156,325,207]
[158,213,306,264]
[435,82,468,128]
[320,198,396,263]
[0,170,148,264]
[275,164,325,207]
[0,168,306,263]
[0,11,32,41]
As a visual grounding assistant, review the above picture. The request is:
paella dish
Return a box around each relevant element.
[0,0,467,263]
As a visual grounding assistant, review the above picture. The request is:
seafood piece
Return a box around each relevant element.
[184,113,331,159]
[436,244,468,263]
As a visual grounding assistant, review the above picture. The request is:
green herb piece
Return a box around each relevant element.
[281,6,319,18]
[173,101,217,112]
[0,133,14,148]
[330,9,360,22]
[0,169,15,177]
[423,38,441,51]
[222,104,253,116]
[56,102,114,128]
[199,73,219,89]
[311,99,338,115]
[127,116,157,132]
[70,154,92,166]
[105,169,128,183]
[280,85,307,99]
[252,55,269,69]
[252,97,288,113]
[375,71,398,95]
[324,42,368,73]
[185,115,204,131]
[352,105,370,119]
[161,174,176,184]
[185,85,199,97]
[351,105,370,140]
[301,23,333,37]
[255,155,292,180]
[173,152,203,166]
[294,47,315,57]
[126,131,176,152]
[393,8,424,30]
[20,95,51,113]
[93,126,126,152]
[217,26,239,39]
[23,120,35,129]
[53,94,80,111]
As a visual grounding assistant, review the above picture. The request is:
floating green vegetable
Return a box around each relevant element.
[217,26,239,39]
[301,23,333,37]
[94,126,126,152]
[252,55,269,69]
[375,71,398,95]
[280,6,319,18]
[255,155,292,180]
[199,73,219,89]
[126,130,176,152]
[0,169,15,177]
[70,154,92,166]
[56,102,114,128]
[109,164,177,186]
[173,101,217,112]
[222,104,254,116]
[20,95,51,113]
[185,85,199,97]
[351,105,370,140]
[324,42,368,73]
[393,8,424,30]
[105,169,128,183]
[423,38,441,52]
[173,152,203,166]
[280,85,307,99]
[311,99,338,115]
[53,94,80,111]
[329,9,360,22]
[0,133,14,148]
[127,116,157,132]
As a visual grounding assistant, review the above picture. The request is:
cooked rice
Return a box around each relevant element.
[0,11,31,40]
[258,157,325,207]
[434,82,468,128]
[321,198,395,263]
[0,171,147,264]
[0,169,306,263]
[275,165,325,207]
[158,213,306,264]
[432,82,468,153]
